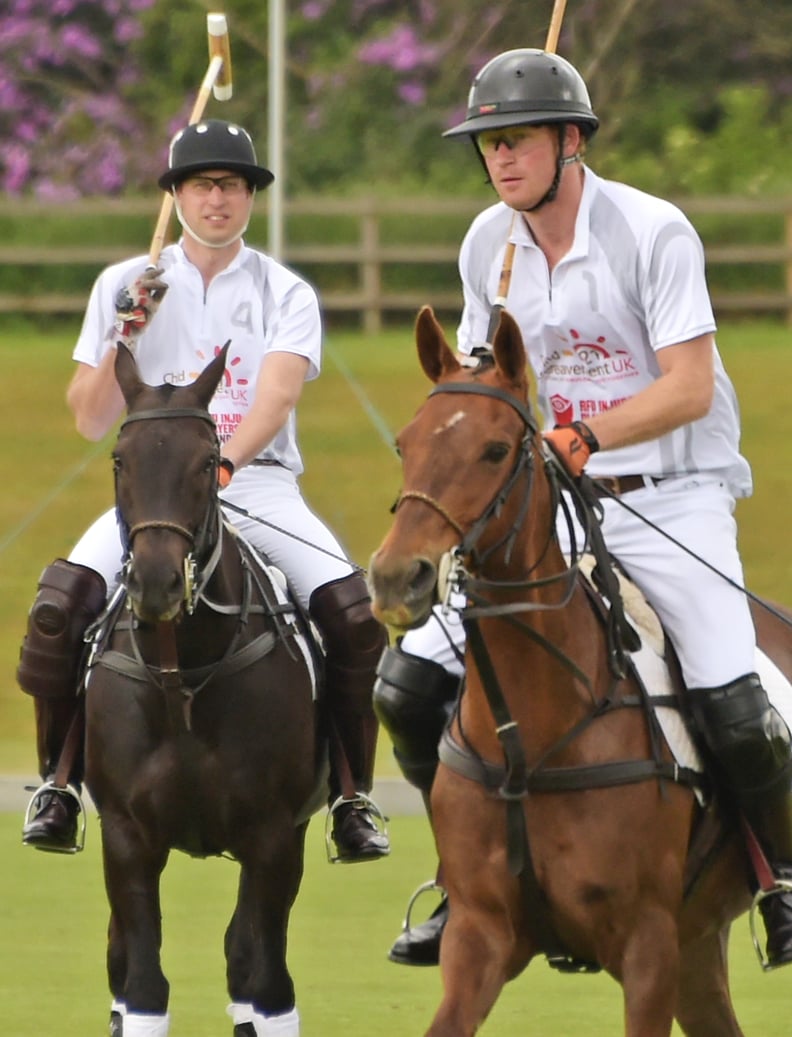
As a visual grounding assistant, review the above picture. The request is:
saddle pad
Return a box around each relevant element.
[230,528,320,700]
[576,556,792,790]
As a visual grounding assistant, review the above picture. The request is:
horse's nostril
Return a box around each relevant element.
[408,557,437,600]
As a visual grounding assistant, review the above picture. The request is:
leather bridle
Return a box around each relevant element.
[116,406,222,613]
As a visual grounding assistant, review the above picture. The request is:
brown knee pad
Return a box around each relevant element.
[310,572,387,790]
[17,559,107,700]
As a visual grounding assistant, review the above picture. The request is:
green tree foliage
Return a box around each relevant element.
[2,0,792,198]
[0,0,158,198]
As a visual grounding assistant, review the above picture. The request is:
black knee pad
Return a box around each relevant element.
[373,643,461,793]
[689,672,792,797]
[17,559,106,700]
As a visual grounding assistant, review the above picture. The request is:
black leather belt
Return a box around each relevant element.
[591,474,663,497]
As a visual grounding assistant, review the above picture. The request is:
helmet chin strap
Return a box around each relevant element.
[521,124,579,213]
[173,190,255,249]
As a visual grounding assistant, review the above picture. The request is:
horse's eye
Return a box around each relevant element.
[482,442,510,464]
[112,455,122,473]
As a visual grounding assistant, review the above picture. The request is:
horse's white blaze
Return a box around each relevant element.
[433,409,466,435]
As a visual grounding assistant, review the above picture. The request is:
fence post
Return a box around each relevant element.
[360,198,381,334]
[786,207,792,327]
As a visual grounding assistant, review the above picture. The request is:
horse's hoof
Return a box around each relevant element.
[109,1010,123,1037]
[22,786,81,853]
[233,1025,256,1036]
[388,895,447,966]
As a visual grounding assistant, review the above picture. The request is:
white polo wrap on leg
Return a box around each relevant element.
[122,1012,170,1036]
[227,1003,300,1035]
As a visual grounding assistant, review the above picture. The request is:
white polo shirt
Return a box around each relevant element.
[456,167,752,497]
[73,241,322,475]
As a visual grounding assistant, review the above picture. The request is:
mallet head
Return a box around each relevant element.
[207,12,233,101]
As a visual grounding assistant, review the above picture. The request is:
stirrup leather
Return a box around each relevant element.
[749,877,792,971]
[324,791,389,863]
[23,780,86,854]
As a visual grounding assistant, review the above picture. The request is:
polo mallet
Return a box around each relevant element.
[147,12,234,267]
[485,0,569,345]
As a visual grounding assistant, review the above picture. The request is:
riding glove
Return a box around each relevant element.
[114,266,168,349]
[543,421,599,479]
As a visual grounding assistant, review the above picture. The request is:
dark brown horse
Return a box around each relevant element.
[84,344,324,1037]
[369,307,792,1037]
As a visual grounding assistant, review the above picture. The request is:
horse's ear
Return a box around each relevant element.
[115,342,145,409]
[190,341,231,408]
[491,310,527,384]
[415,306,461,383]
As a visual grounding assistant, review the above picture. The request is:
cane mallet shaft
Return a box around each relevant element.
[148,12,233,267]
[485,0,569,345]
[485,213,517,343]
[545,0,568,54]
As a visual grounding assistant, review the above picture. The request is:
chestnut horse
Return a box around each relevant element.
[369,307,792,1037]
[83,344,325,1036]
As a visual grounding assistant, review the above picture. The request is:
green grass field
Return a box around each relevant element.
[1,813,790,1036]
[1,318,792,1033]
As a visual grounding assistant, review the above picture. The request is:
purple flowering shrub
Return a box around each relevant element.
[0,0,156,198]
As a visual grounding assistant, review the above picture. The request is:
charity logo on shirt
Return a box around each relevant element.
[189,344,251,441]
[540,327,639,425]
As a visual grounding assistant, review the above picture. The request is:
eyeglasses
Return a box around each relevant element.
[182,175,249,196]
[475,127,539,156]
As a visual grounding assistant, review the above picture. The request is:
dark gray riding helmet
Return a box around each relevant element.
[444,48,598,140]
[158,119,274,191]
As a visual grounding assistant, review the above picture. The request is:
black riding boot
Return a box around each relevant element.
[690,672,792,968]
[17,559,106,851]
[22,699,84,851]
[310,573,390,863]
[372,643,460,964]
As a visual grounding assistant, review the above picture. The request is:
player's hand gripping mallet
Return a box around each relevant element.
[147,12,233,267]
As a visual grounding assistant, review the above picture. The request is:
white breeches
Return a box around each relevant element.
[402,475,757,690]
[69,465,355,611]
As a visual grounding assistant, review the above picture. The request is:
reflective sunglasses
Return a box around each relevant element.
[475,127,538,156]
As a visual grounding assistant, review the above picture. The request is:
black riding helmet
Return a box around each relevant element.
[158,119,274,192]
[444,48,598,140]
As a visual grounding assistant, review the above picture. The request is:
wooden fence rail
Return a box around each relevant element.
[1,195,791,330]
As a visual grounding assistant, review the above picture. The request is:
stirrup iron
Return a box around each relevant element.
[324,791,389,864]
[399,878,445,935]
[749,877,792,971]
[23,780,86,854]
